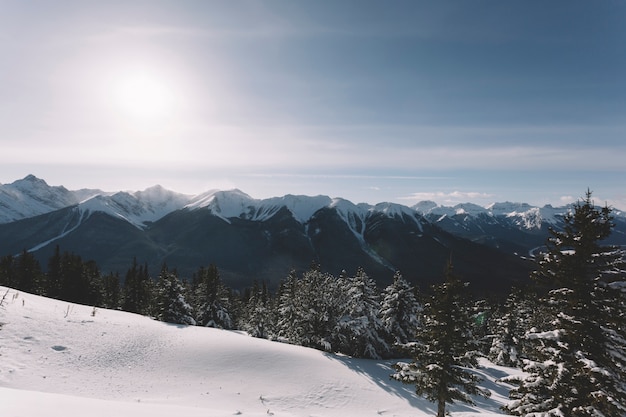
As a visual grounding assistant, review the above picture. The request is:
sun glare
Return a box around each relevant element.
[112,73,173,122]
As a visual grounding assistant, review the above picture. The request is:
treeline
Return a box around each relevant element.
[0,244,423,359]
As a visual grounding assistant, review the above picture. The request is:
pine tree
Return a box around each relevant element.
[193,264,232,329]
[100,272,121,309]
[275,270,302,343]
[46,245,63,298]
[154,266,196,326]
[333,268,389,359]
[0,254,15,288]
[379,271,421,350]
[392,260,489,417]
[488,288,531,367]
[122,258,153,315]
[14,250,43,294]
[240,280,274,339]
[505,191,626,416]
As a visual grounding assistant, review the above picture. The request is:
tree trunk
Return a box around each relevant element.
[437,395,446,417]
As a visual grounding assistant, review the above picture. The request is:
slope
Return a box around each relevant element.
[0,286,520,417]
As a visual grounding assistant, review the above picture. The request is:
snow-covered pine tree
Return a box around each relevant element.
[504,191,626,417]
[240,280,275,339]
[379,271,422,350]
[295,267,341,351]
[392,260,489,417]
[154,266,196,326]
[193,264,232,329]
[275,270,303,343]
[488,288,546,367]
[333,268,389,359]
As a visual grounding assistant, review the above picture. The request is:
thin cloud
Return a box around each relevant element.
[400,191,494,203]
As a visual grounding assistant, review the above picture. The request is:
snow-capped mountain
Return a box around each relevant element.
[79,186,191,228]
[0,175,624,292]
[0,175,98,223]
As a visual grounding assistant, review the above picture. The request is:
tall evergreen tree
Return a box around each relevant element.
[45,245,63,298]
[100,272,121,309]
[505,191,626,417]
[0,254,15,288]
[240,280,274,339]
[193,264,233,329]
[14,250,43,294]
[392,260,489,417]
[379,271,421,348]
[154,266,195,326]
[333,268,389,359]
[122,258,152,314]
[275,270,302,342]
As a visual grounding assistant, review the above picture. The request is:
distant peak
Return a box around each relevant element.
[18,174,47,185]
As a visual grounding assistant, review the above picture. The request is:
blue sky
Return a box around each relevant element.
[1,1,625,208]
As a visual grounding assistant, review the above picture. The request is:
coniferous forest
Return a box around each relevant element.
[1,191,624,416]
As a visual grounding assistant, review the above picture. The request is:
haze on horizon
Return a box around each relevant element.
[1,1,625,209]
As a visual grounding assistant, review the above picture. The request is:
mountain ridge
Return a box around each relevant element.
[1,175,624,292]
[4,174,619,228]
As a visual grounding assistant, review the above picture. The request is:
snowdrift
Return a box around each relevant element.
[0,287,519,416]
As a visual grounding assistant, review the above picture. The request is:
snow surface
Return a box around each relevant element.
[0,286,521,417]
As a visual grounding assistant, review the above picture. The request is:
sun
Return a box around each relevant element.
[111,72,175,124]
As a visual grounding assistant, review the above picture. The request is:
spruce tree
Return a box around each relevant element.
[505,191,626,416]
[154,266,195,325]
[379,271,421,349]
[333,268,389,359]
[122,258,153,314]
[275,270,302,343]
[240,280,274,339]
[193,264,232,329]
[392,260,489,417]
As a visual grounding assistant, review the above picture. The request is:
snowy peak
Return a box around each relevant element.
[185,189,256,222]
[414,200,571,230]
[0,175,97,224]
[260,194,333,223]
[79,187,192,228]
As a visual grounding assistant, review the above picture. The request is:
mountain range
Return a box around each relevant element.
[2,175,625,293]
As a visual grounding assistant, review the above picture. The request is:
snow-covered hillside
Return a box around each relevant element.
[0,286,520,416]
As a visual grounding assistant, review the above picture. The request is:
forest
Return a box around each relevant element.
[1,192,624,417]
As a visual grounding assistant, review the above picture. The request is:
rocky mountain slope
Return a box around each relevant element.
[1,175,623,292]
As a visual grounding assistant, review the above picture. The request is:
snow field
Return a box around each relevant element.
[0,287,518,416]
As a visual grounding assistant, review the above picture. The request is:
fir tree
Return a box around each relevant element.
[379,270,421,349]
[154,266,196,326]
[100,272,121,309]
[505,191,626,417]
[0,254,15,288]
[240,280,274,339]
[392,260,489,417]
[333,268,389,359]
[122,258,153,315]
[275,270,302,343]
[46,245,63,298]
[193,264,232,329]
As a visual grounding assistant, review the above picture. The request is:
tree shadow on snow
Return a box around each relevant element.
[322,353,439,414]
[323,353,513,415]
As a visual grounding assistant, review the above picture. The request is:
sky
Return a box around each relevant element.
[1,0,625,208]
